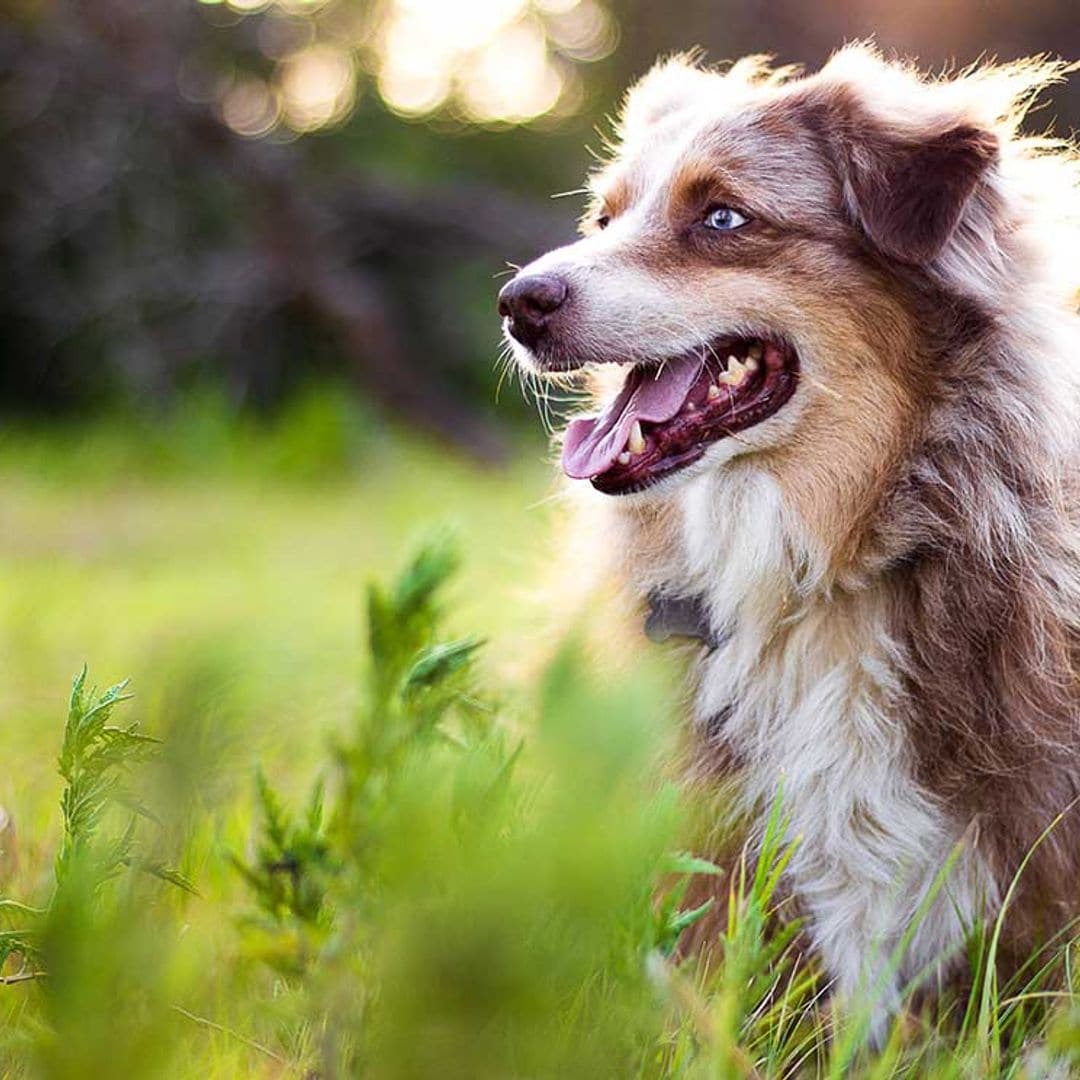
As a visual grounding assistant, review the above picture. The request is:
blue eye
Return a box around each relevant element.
[704,206,750,231]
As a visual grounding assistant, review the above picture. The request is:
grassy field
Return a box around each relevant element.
[2,402,1080,1078]
[0,402,583,1075]
[0,456,534,847]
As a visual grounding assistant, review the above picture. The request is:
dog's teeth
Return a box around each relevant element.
[718,360,748,387]
[748,342,763,361]
[683,401,696,412]
[617,451,631,465]
[707,383,721,400]
[628,421,646,454]
[744,357,759,372]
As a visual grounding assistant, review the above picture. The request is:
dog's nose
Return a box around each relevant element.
[497,273,568,348]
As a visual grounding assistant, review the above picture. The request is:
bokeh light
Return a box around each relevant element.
[456,19,564,124]
[223,0,271,12]
[279,43,356,130]
[544,0,616,60]
[373,0,615,124]
[192,0,616,136]
[217,74,280,137]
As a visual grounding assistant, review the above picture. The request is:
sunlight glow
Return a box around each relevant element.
[393,0,528,52]
[458,20,563,123]
[218,75,280,137]
[279,44,357,131]
[373,0,612,125]
[544,0,615,60]
[195,0,613,135]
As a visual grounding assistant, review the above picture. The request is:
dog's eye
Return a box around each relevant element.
[704,206,750,231]
[596,214,611,230]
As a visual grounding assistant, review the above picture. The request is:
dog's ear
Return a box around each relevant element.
[827,102,999,265]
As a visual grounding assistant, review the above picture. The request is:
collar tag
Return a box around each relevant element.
[644,589,723,651]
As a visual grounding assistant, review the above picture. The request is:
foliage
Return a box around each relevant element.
[1,671,192,980]
[228,540,715,1075]
[222,544,1080,1079]
[0,670,196,1079]
[0,0,573,459]
[6,537,1080,1076]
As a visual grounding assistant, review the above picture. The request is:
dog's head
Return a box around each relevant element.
[499,46,1077,570]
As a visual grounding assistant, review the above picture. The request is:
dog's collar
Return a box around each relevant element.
[644,589,725,651]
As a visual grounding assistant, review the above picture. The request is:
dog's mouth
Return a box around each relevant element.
[562,337,799,495]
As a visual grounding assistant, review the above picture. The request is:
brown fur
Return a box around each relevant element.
[506,45,1080,1020]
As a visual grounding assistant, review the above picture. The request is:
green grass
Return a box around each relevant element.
[2,404,1080,1078]
[0,394,555,792]
[0,401,564,1074]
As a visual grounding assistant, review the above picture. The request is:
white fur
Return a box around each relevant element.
[502,45,1080,1039]
[602,465,998,1038]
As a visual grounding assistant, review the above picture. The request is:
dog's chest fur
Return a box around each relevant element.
[608,465,997,1025]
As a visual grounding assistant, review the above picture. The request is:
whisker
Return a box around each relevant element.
[525,488,574,512]
[526,369,556,436]
[493,346,515,403]
[805,375,842,399]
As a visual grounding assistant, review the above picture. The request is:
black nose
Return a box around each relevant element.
[497,273,568,348]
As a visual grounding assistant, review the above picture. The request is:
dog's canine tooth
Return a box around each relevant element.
[628,421,646,454]
[719,360,748,386]
[707,383,722,400]
[744,356,759,372]
[617,451,631,465]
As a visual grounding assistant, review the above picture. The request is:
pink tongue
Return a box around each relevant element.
[561,354,704,479]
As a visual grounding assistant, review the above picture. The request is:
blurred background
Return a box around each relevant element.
[2,0,1078,451]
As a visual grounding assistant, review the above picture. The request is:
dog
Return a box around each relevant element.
[498,45,1080,1036]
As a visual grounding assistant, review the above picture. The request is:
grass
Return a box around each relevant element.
[1,398,1080,1077]
[0,391,555,795]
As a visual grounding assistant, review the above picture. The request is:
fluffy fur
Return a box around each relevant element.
[502,45,1080,1036]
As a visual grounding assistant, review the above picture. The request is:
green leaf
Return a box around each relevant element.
[402,636,483,695]
[666,853,725,877]
[391,539,458,618]
[132,860,200,897]
[666,897,716,937]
